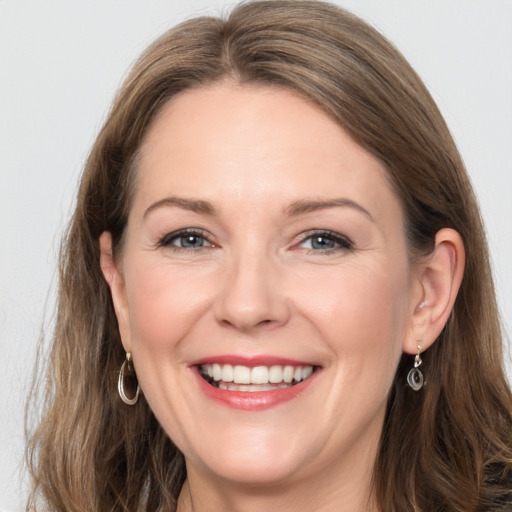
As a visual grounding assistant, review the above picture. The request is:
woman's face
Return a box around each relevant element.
[106,83,421,490]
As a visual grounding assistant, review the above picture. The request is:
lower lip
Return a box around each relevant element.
[194,369,319,411]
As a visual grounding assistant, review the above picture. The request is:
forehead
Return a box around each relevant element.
[132,82,401,223]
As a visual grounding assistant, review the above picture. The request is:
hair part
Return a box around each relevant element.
[27,1,512,511]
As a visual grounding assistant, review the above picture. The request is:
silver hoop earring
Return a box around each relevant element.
[407,344,424,391]
[118,352,140,405]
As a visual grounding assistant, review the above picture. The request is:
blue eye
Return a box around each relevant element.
[160,229,212,250]
[299,231,352,252]
[175,234,206,248]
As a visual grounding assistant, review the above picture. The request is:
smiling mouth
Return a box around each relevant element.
[198,363,317,392]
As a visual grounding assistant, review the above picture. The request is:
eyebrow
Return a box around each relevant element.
[143,196,217,219]
[143,196,373,221]
[286,198,374,221]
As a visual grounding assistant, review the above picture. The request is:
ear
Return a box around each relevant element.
[403,228,465,354]
[99,231,132,353]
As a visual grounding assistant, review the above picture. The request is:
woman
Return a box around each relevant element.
[26,1,512,511]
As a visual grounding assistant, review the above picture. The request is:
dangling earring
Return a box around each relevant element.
[118,352,140,405]
[407,344,424,391]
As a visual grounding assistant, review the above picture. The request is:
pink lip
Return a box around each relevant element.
[190,354,317,367]
[191,364,320,412]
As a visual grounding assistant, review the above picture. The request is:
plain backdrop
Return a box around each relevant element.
[1,1,511,510]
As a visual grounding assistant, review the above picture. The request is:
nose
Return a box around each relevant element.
[213,249,291,333]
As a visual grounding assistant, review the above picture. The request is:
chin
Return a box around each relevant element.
[202,454,303,487]
[185,427,311,486]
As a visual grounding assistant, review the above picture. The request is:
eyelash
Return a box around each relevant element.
[296,230,353,253]
[157,229,353,254]
[158,228,214,252]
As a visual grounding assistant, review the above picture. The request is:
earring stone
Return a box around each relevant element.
[407,345,424,391]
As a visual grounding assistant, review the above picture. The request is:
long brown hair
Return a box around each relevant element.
[27,1,512,510]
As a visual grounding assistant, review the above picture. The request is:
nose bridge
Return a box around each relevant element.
[214,241,289,332]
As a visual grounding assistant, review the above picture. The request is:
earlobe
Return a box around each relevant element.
[99,231,132,352]
[403,228,465,354]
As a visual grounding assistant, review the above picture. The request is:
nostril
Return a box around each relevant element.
[220,317,274,331]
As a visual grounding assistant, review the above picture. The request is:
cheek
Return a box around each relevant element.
[120,260,217,442]
[308,266,411,447]
[123,260,214,354]
[295,261,410,375]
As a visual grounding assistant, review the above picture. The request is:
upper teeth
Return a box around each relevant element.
[201,364,313,385]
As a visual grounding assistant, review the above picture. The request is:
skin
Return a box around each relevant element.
[100,82,464,512]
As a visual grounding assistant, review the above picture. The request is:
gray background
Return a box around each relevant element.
[1,1,511,510]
